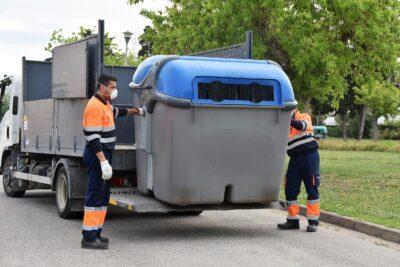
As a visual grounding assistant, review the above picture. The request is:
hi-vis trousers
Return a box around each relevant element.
[285,149,320,224]
[82,147,112,241]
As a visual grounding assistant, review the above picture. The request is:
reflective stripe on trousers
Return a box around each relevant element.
[286,200,300,220]
[306,199,320,221]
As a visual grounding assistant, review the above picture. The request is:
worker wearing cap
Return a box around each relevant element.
[278,109,320,232]
[81,74,143,249]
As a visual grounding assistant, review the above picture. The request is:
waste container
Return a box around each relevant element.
[130,55,297,206]
[313,126,328,139]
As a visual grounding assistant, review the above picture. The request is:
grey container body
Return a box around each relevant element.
[135,101,290,205]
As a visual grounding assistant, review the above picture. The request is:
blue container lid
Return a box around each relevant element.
[131,55,295,106]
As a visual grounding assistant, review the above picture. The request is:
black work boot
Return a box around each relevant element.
[277,220,300,230]
[98,235,109,243]
[81,239,109,250]
[307,220,319,232]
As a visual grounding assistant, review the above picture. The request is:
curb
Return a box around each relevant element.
[277,200,400,244]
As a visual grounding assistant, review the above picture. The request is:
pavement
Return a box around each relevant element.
[0,186,399,266]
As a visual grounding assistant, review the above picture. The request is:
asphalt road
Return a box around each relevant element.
[0,185,399,267]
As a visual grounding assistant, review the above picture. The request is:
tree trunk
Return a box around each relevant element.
[357,105,367,140]
[302,97,311,113]
[340,113,348,141]
[372,117,379,142]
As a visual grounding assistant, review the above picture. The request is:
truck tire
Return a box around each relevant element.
[55,166,80,219]
[2,156,25,197]
[167,211,203,216]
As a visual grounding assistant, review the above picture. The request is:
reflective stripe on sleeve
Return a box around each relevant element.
[100,137,116,143]
[113,107,119,119]
[84,126,103,132]
[85,134,101,141]
[287,137,316,150]
[301,120,307,131]
[103,125,116,132]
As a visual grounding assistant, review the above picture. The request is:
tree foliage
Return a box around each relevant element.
[138,26,154,58]
[331,0,400,138]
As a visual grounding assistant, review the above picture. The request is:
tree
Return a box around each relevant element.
[354,81,400,141]
[334,77,358,140]
[129,0,349,112]
[329,0,400,140]
[138,26,154,58]
[45,26,139,66]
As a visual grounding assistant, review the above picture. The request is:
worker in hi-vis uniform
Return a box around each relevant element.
[81,74,143,249]
[278,109,321,232]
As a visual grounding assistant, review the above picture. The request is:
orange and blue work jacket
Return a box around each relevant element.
[287,111,318,157]
[82,94,127,153]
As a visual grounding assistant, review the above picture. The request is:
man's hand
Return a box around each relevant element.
[127,107,145,116]
[100,160,113,180]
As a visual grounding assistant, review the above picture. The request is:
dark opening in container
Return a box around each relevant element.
[198,81,274,103]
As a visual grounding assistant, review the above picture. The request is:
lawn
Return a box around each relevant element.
[280,150,400,229]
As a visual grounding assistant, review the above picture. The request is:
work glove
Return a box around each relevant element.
[100,160,113,180]
[137,107,145,116]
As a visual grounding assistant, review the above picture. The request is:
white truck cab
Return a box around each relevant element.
[0,75,22,166]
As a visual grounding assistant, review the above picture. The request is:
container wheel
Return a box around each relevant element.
[167,210,203,216]
[55,166,80,219]
[2,156,25,197]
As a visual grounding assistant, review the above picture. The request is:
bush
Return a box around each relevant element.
[324,115,373,139]
[347,115,373,139]
[326,126,341,138]
[318,138,400,153]
[379,120,400,140]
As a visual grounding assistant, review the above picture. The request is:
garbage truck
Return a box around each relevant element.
[0,20,297,218]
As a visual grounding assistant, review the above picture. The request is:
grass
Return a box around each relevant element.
[318,137,400,153]
[280,150,400,229]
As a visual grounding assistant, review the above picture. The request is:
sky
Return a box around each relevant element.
[0,0,168,77]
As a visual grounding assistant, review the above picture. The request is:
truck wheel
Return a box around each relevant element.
[167,211,203,216]
[55,166,79,219]
[2,156,25,197]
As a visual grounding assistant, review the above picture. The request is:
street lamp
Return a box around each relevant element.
[123,31,133,66]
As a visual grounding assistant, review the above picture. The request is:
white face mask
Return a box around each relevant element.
[99,82,118,100]
[109,88,118,100]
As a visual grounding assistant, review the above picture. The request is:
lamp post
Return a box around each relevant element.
[123,31,133,66]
